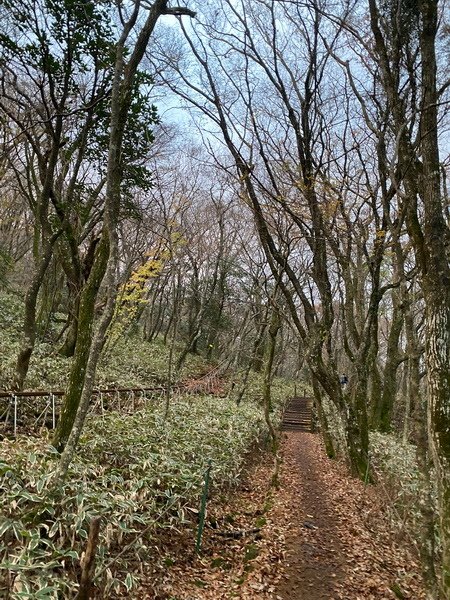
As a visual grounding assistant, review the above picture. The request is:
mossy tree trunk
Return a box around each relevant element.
[420,8,450,592]
[346,386,371,481]
[54,0,196,472]
[311,377,335,459]
[403,302,423,443]
[368,1,450,592]
[373,297,404,432]
[14,233,61,390]
[52,236,109,451]
[262,299,281,487]
[13,110,66,389]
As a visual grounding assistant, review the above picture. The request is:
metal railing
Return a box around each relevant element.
[0,386,169,436]
[0,365,227,436]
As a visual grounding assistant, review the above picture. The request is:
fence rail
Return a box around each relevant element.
[0,385,169,399]
[0,365,227,436]
[0,387,169,437]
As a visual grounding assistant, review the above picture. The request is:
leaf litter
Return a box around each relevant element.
[136,431,426,599]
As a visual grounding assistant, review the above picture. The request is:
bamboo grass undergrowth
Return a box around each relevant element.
[0,385,292,598]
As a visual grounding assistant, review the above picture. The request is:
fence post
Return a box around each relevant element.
[12,394,17,436]
[196,460,212,554]
[51,394,56,429]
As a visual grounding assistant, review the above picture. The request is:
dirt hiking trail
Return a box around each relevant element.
[276,432,344,599]
[136,431,425,599]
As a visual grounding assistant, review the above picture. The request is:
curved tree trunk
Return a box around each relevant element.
[311,377,335,459]
[262,301,281,487]
[52,236,109,451]
[53,0,196,465]
[14,235,60,390]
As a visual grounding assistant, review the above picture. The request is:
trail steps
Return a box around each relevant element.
[282,396,312,432]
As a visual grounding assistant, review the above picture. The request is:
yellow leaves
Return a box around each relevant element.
[107,234,182,344]
[374,229,386,247]
[118,251,167,310]
[126,238,181,292]
[130,257,164,282]
[170,230,186,247]
[320,198,340,219]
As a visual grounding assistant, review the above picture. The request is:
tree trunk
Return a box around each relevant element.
[311,377,335,459]
[58,289,80,357]
[52,237,109,451]
[262,301,281,487]
[53,0,196,463]
[425,297,450,596]
[14,236,59,390]
[404,312,423,444]
[419,5,450,593]
[346,384,371,481]
[376,300,404,432]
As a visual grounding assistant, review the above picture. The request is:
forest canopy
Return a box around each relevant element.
[0,0,449,598]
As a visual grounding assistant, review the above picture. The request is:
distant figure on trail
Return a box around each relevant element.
[340,374,348,386]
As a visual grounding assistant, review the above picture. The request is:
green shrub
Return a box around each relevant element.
[0,394,281,598]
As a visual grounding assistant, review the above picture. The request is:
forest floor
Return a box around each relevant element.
[136,432,426,600]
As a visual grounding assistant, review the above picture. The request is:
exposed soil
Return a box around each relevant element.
[276,432,425,600]
[276,432,344,599]
[134,432,425,599]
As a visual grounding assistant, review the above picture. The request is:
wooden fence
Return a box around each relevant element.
[0,363,226,436]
